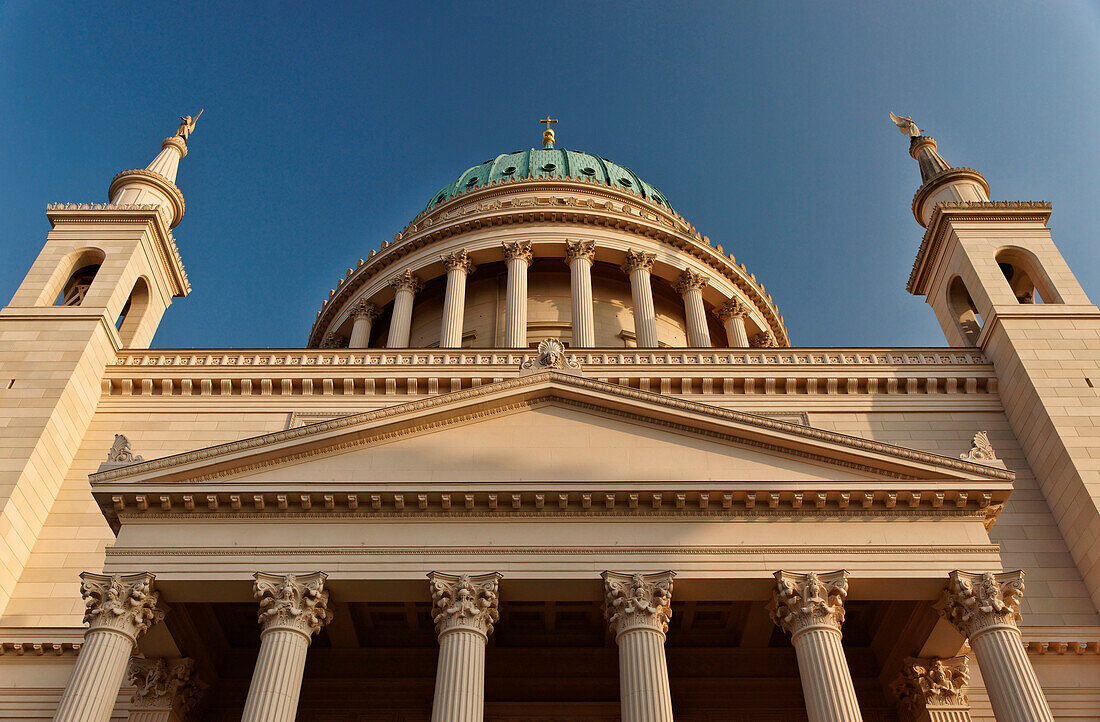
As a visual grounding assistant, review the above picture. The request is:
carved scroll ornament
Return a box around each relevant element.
[603,571,675,637]
[253,572,332,638]
[520,338,581,372]
[129,657,205,714]
[80,572,163,641]
[891,656,969,711]
[769,570,849,637]
[429,572,502,638]
[939,570,1024,639]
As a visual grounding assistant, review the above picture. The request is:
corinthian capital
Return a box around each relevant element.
[441,249,476,275]
[939,570,1024,639]
[128,657,206,715]
[713,298,750,321]
[675,269,709,294]
[602,570,675,638]
[750,331,778,348]
[79,572,163,642]
[769,570,849,638]
[621,249,656,274]
[388,269,423,295]
[428,571,502,638]
[565,239,596,263]
[502,240,533,264]
[350,298,379,321]
[891,656,970,712]
[253,572,332,639]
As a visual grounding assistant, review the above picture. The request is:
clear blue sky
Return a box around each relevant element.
[3,1,1100,349]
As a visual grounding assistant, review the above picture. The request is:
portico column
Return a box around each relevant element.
[622,250,658,348]
[428,572,502,722]
[127,657,205,722]
[770,570,863,722]
[502,241,532,347]
[348,299,379,349]
[241,572,332,722]
[891,656,972,722]
[565,240,596,347]
[386,270,422,348]
[602,571,676,722]
[713,298,750,348]
[54,572,164,722]
[676,269,711,347]
[440,250,476,348]
[939,571,1054,722]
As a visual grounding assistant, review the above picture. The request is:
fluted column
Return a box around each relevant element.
[891,656,972,722]
[386,270,422,348]
[241,572,332,722]
[54,572,164,722]
[939,571,1053,722]
[713,298,750,348]
[348,299,379,349]
[502,241,532,348]
[622,250,658,348]
[770,570,863,722]
[428,572,502,722]
[127,657,205,722]
[565,240,596,347]
[676,269,711,347]
[603,571,675,722]
[440,250,476,348]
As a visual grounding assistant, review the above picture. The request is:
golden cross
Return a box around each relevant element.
[540,116,558,130]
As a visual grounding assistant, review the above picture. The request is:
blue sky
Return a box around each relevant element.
[3,1,1100,348]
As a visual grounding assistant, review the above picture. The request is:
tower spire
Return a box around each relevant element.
[890,113,989,227]
[107,112,201,229]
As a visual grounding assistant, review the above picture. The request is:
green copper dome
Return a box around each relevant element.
[425,147,674,213]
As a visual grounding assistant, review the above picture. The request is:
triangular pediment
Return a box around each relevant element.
[91,371,1014,487]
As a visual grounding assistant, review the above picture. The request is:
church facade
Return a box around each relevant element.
[0,116,1097,721]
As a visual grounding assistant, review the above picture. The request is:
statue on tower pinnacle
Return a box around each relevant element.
[174,109,202,142]
[889,111,923,137]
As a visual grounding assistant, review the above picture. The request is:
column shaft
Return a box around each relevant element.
[569,256,595,348]
[970,628,1053,722]
[617,627,674,722]
[431,628,486,722]
[240,628,311,722]
[791,627,864,722]
[504,256,529,347]
[349,315,372,348]
[629,267,657,348]
[54,629,134,722]
[387,289,415,348]
[724,315,749,347]
[682,287,711,347]
[440,269,468,348]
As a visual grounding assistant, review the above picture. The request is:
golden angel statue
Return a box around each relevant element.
[889,111,923,137]
[175,109,203,141]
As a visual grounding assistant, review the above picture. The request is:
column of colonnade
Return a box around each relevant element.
[502,241,533,347]
[676,269,712,347]
[386,269,422,348]
[622,249,659,348]
[565,239,596,347]
[52,570,1053,721]
[714,297,750,347]
[348,299,378,348]
[440,250,476,348]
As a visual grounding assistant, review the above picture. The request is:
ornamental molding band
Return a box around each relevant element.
[519,338,582,375]
[769,570,850,638]
[388,269,423,295]
[714,298,751,320]
[427,571,502,638]
[129,657,206,715]
[502,240,533,264]
[107,434,143,463]
[350,299,379,321]
[565,239,596,263]
[602,570,675,638]
[939,570,1024,639]
[441,249,476,274]
[621,249,656,274]
[891,656,970,712]
[675,268,709,294]
[79,572,163,642]
[253,572,332,639]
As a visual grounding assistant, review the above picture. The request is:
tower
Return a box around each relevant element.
[899,115,1100,612]
[0,116,196,616]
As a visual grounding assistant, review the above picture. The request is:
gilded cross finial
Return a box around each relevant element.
[540,115,558,148]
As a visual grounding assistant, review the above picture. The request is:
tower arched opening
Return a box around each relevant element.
[996,246,1061,304]
[44,248,106,307]
[947,275,982,345]
[115,277,151,348]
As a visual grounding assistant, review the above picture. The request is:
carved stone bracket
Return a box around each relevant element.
[80,572,163,643]
[253,572,332,639]
[388,269,423,295]
[939,570,1024,639]
[519,339,582,375]
[675,269,709,294]
[564,239,596,264]
[350,299,379,322]
[713,298,750,321]
[769,570,849,638]
[602,570,675,638]
[621,249,656,274]
[441,249,476,275]
[502,240,533,264]
[891,656,970,712]
[129,657,206,715]
[428,571,502,638]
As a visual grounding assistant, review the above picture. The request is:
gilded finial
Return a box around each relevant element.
[175,109,203,142]
[540,115,558,149]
